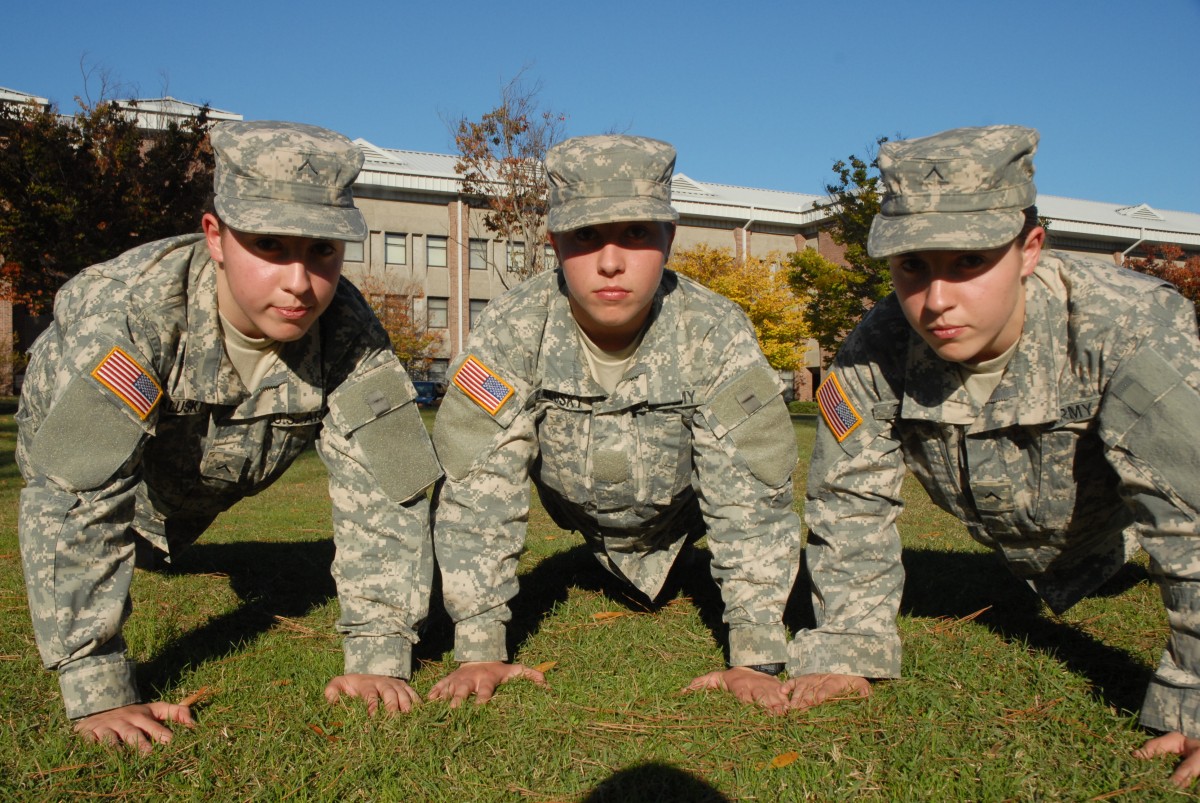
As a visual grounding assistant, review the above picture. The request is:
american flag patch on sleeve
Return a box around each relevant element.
[816,372,862,442]
[453,355,514,416]
[91,346,162,420]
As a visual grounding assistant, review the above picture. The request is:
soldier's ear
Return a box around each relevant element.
[1019,226,1044,279]
[202,213,225,264]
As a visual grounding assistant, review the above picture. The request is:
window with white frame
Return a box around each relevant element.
[469,239,488,270]
[469,299,488,329]
[344,240,364,262]
[506,242,525,272]
[426,236,448,268]
[430,359,449,383]
[427,296,448,329]
[385,233,407,265]
[543,244,557,270]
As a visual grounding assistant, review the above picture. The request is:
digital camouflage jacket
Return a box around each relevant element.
[797,250,1200,736]
[17,235,440,720]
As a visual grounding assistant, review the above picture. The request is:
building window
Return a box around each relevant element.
[469,239,488,270]
[385,233,407,265]
[427,236,448,268]
[344,240,364,262]
[507,242,525,272]
[469,299,488,329]
[427,297,448,329]
[543,244,557,270]
[430,359,449,383]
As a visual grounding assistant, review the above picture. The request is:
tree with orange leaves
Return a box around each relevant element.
[354,276,442,379]
[1125,243,1200,333]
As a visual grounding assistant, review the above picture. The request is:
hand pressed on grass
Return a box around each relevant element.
[324,674,421,715]
[1133,731,1200,788]
[782,672,871,710]
[427,661,548,708]
[73,701,195,754]
[684,667,790,715]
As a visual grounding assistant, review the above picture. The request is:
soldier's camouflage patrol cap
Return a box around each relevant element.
[211,120,368,242]
[867,125,1038,258]
[545,134,679,233]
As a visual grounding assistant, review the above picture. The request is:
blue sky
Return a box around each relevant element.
[5,0,1198,211]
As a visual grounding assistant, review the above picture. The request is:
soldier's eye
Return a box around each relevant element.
[573,227,598,243]
[255,238,283,253]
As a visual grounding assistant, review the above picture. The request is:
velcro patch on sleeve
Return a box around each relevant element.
[453,355,514,416]
[90,346,162,420]
[816,372,862,442]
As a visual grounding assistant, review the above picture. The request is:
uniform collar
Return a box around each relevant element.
[539,271,685,410]
[900,275,1062,430]
[176,254,325,417]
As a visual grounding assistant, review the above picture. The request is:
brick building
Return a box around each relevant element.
[4,88,1200,399]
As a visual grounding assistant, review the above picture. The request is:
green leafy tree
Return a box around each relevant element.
[0,96,214,313]
[788,139,893,355]
[668,244,810,370]
[451,75,566,284]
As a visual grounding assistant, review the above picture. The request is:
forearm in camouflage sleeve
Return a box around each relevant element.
[433,408,539,664]
[789,424,908,679]
[319,414,437,681]
[1099,302,1200,736]
[691,400,799,667]
[18,476,143,720]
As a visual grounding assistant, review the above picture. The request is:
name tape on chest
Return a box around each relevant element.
[817,372,862,442]
[91,346,162,420]
[453,355,515,415]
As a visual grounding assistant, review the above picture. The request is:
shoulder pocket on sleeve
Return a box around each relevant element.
[30,377,149,491]
[432,389,506,481]
[1105,346,1200,506]
[327,363,442,502]
[705,365,797,488]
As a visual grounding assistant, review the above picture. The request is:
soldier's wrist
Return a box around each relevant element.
[738,662,785,676]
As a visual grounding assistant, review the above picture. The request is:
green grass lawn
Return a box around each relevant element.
[0,413,1183,800]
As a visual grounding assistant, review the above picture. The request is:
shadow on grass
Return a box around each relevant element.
[580,762,732,803]
[138,539,337,696]
[426,542,742,666]
[899,547,1154,718]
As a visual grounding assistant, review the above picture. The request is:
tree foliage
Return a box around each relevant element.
[0,97,214,313]
[668,244,810,370]
[786,248,868,356]
[451,76,565,284]
[355,276,442,378]
[1125,243,1200,333]
[789,139,893,355]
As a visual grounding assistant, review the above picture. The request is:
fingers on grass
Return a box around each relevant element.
[150,702,195,727]
[519,665,548,686]
[1134,732,1187,759]
[682,671,725,693]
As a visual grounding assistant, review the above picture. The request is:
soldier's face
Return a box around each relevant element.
[552,221,673,351]
[888,228,1043,364]
[203,213,344,341]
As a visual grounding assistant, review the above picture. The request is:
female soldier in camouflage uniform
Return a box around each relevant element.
[17,121,440,750]
[789,125,1200,786]
[427,135,802,710]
